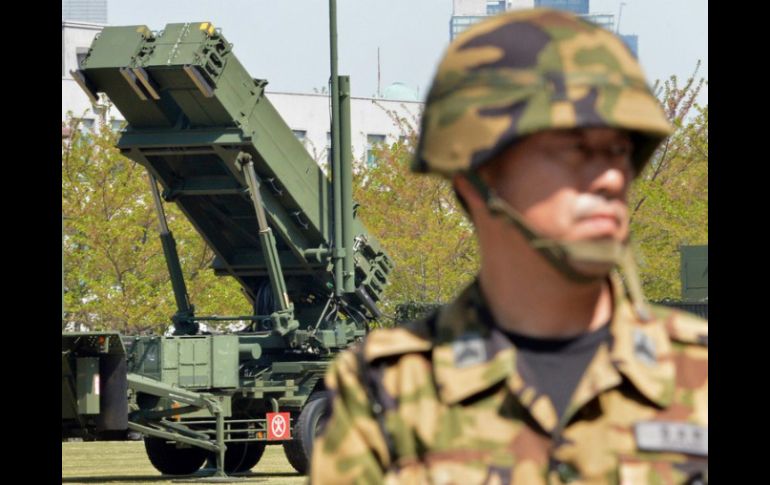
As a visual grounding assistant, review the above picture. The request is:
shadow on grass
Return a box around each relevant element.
[63,476,170,483]
[198,467,303,479]
[238,472,303,478]
[62,471,303,483]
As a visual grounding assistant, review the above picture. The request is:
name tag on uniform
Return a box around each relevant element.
[634,421,708,457]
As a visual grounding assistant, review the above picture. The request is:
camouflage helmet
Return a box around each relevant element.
[412,8,673,176]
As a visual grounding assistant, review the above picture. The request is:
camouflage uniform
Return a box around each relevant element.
[311,276,707,484]
[311,9,707,484]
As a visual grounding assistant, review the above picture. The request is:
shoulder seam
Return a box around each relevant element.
[363,311,438,363]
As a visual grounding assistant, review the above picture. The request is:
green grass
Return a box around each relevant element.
[62,440,308,484]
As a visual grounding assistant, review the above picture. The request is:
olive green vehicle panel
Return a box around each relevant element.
[127,335,237,390]
[680,245,708,302]
[74,26,174,126]
[62,332,128,438]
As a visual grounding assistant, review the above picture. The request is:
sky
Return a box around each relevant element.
[109,0,707,104]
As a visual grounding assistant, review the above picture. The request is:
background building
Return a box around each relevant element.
[449,0,491,41]
[581,13,615,31]
[62,21,123,131]
[266,91,421,168]
[620,34,638,57]
[535,0,588,14]
[62,0,107,24]
[449,0,639,57]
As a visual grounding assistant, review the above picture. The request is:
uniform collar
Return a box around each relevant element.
[431,282,517,404]
[605,273,676,408]
[431,275,676,431]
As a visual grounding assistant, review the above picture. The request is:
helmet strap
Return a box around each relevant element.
[463,172,651,320]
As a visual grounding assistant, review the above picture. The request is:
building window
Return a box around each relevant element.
[76,47,90,69]
[292,129,307,145]
[62,0,108,24]
[580,13,614,31]
[620,34,639,58]
[450,16,487,41]
[77,118,95,133]
[111,120,125,132]
[535,0,589,15]
[486,1,506,15]
[366,134,386,167]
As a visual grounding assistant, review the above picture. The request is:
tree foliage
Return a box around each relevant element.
[62,117,249,334]
[352,114,478,319]
[629,62,708,300]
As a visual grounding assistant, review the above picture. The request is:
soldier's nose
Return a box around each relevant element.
[587,163,629,199]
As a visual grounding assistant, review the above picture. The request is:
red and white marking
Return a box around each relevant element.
[266,412,291,440]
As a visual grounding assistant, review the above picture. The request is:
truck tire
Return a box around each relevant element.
[283,391,331,474]
[206,441,267,474]
[235,441,266,472]
[144,436,207,475]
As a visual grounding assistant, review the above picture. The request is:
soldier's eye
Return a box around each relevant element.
[560,143,589,164]
[607,143,632,158]
[543,142,582,159]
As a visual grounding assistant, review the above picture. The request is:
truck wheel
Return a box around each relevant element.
[236,441,266,472]
[282,391,331,474]
[207,441,267,473]
[144,436,207,475]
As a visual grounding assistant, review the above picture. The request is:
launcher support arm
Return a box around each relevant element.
[147,173,197,335]
[236,152,298,335]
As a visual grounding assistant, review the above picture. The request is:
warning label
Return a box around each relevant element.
[267,412,291,440]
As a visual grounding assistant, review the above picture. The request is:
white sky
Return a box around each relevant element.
[109,0,707,104]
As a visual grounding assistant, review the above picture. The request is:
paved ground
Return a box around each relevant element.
[62,440,307,484]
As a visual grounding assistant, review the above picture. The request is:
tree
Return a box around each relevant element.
[62,116,249,334]
[629,62,708,300]
[352,117,478,320]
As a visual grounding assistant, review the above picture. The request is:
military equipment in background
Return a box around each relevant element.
[394,301,442,325]
[397,245,709,323]
[658,245,708,319]
[679,245,708,303]
[63,5,393,477]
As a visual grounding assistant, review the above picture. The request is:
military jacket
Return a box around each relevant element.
[311,276,708,484]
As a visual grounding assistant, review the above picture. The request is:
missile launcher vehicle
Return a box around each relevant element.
[63,12,392,477]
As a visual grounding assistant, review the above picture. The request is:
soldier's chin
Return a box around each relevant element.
[565,258,615,279]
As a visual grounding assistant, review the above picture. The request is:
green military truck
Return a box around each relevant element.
[63,12,392,477]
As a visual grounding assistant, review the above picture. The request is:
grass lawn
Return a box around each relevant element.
[62,440,307,484]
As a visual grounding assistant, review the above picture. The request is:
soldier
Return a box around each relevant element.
[311,8,707,485]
